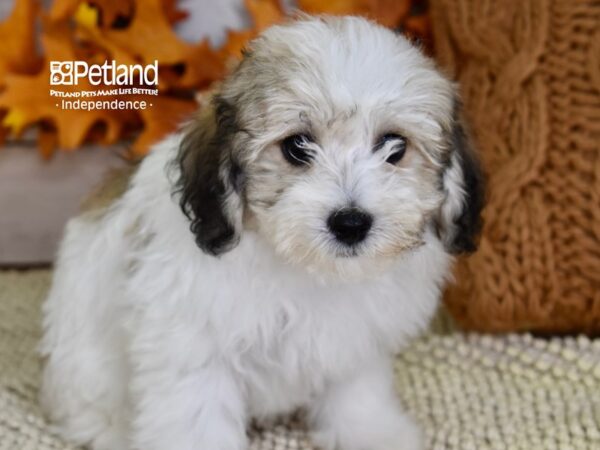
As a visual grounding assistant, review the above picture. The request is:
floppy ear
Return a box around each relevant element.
[437,105,485,254]
[174,96,244,256]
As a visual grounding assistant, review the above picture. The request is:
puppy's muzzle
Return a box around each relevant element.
[327,208,372,246]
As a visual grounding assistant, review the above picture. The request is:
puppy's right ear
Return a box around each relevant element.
[174,96,244,256]
[437,103,485,254]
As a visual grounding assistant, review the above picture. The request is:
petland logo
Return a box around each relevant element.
[49,60,159,111]
[50,60,159,86]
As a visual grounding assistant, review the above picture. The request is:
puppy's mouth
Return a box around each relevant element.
[333,245,361,258]
[329,234,426,260]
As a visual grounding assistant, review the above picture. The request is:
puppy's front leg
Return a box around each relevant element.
[129,339,247,450]
[309,359,424,450]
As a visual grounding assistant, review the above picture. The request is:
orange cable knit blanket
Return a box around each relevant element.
[432,0,600,334]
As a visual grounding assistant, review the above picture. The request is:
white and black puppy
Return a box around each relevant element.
[41,16,483,450]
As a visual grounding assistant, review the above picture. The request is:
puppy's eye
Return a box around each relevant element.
[376,133,407,165]
[281,134,314,166]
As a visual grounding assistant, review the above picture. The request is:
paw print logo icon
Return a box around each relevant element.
[50,61,74,85]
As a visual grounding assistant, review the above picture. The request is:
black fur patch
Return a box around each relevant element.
[448,121,485,254]
[173,96,242,256]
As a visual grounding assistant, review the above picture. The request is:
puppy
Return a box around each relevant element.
[40,16,483,450]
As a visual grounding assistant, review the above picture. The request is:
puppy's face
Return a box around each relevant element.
[176,17,484,277]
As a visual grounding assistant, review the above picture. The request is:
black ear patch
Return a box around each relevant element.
[439,113,485,255]
[174,97,243,256]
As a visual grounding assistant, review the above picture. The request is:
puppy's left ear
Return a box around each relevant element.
[437,104,485,254]
[174,97,244,256]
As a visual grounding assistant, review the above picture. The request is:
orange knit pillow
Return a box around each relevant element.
[431,0,600,334]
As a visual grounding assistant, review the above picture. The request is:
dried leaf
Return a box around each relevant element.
[220,29,255,61]
[37,123,59,159]
[299,0,369,16]
[246,0,285,30]
[87,0,134,28]
[0,22,135,153]
[49,0,81,22]
[403,15,430,42]
[51,0,182,28]
[2,0,429,157]
[161,0,188,25]
[298,0,411,28]
[131,95,196,156]
[74,0,225,89]
[0,124,8,148]
[220,0,285,60]
[73,2,100,28]
[0,0,41,85]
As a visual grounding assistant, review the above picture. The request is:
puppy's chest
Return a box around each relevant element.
[238,302,374,416]
[240,302,371,370]
[218,265,403,383]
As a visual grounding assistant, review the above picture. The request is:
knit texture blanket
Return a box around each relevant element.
[2,270,600,449]
[431,0,600,334]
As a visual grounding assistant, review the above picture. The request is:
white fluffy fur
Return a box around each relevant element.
[41,17,463,450]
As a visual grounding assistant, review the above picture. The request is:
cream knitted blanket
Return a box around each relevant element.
[1,270,599,450]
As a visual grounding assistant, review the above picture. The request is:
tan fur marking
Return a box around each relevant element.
[80,165,138,217]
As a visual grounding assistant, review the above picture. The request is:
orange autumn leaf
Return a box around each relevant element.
[50,0,116,24]
[72,0,225,90]
[161,0,188,25]
[0,112,8,148]
[246,0,285,30]
[0,0,41,85]
[0,0,430,157]
[0,21,135,153]
[37,124,60,159]
[132,0,284,154]
[50,0,184,27]
[220,29,255,61]
[130,95,196,156]
[299,0,411,28]
[403,15,430,41]
[299,0,369,16]
[85,0,133,28]
[220,0,285,60]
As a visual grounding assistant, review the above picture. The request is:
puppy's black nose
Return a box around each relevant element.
[327,208,373,245]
